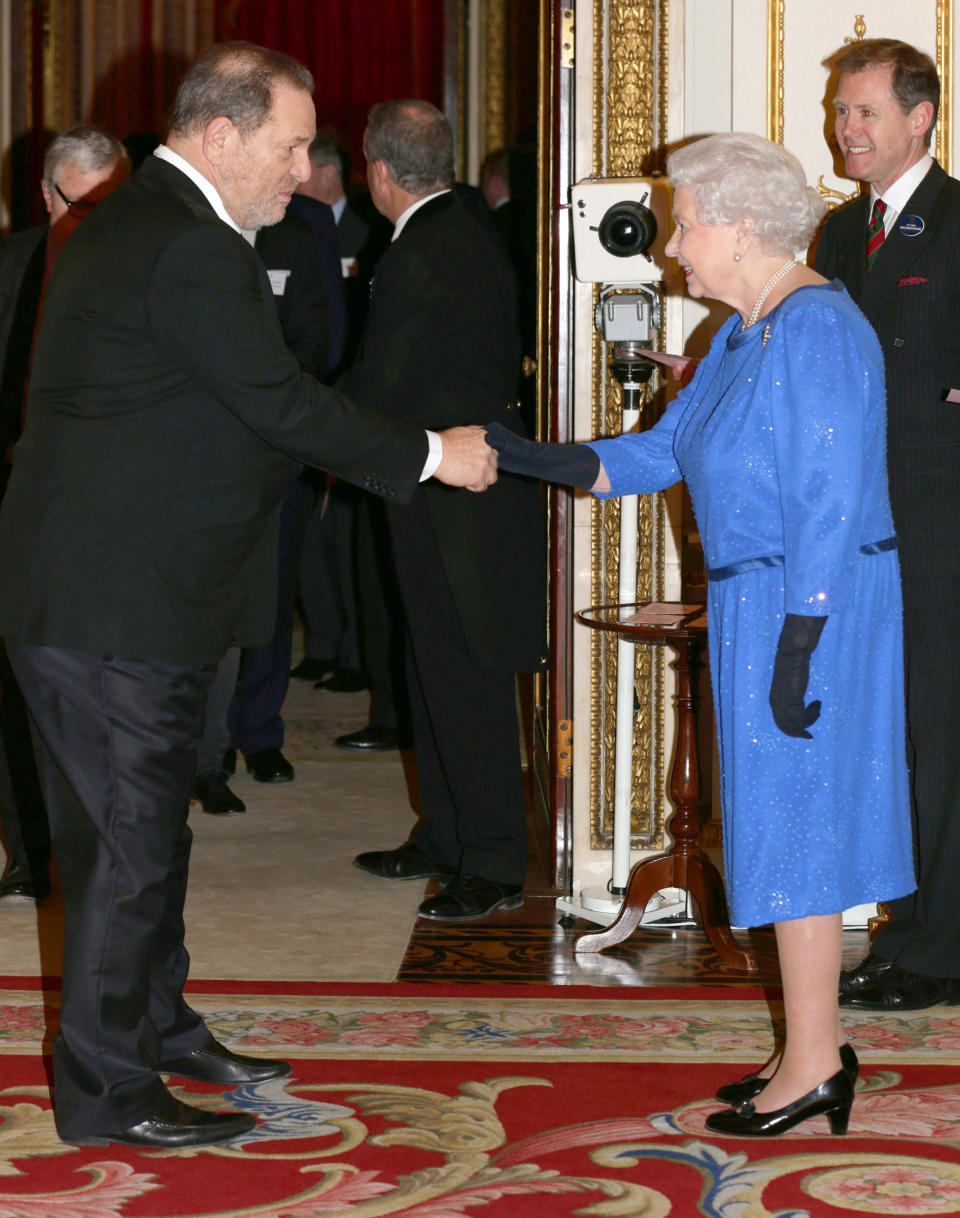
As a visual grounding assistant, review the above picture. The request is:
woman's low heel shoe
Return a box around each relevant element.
[716,1041,859,1106]
[705,1067,854,1137]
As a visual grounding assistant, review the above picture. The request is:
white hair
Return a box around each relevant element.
[666,132,825,254]
[43,125,129,184]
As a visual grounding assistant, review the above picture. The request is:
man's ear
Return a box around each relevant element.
[371,159,392,191]
[202,116,235,166]
[912,100,936,143]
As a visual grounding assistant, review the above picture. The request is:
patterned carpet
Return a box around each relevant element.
[3,979,960,1216]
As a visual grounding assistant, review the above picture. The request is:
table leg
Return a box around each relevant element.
[576,638,757,971]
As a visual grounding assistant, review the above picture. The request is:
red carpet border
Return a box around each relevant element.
[2,979,960,1216]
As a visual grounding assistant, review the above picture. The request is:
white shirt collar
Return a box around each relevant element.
[392,188,451,241]
[331,194,347,225]
[153,144,241,233]
[872,153,933,233]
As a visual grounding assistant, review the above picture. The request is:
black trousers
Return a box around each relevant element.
[9,644,213,1139]
[388,502,526,886]
[873,572,960,977]
[0,646,49,882]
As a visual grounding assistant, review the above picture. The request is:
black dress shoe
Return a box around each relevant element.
[245,748,294,783]
[162,1036,291,1084]
[354,841,456,880]
[839,952,895,997]
[705,1067,854,1137]
[315,668,367,692]
[418,875,524,922]
[0,860,46,901]
[290,656,336,681]
[840,963,960,1010]
[335,725,399,751]
[717,1042,859,1106]
[66,1091,256,1148]
[192,772,246,814]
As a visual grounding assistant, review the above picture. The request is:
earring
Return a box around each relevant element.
[733,252,742,262]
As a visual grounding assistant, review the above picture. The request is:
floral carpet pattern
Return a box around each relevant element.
[1,981,960,1216]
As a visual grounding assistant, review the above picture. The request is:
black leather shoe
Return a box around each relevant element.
[66,1091,256,1148]
[335,725,399,751]
[354,841,456,880]
[290,656,336,681]
[192,772,246,814]
[839,952,895,998]
[222,748,237,775]
[705,1067,854,1137]
[0,860,49,901]
[245,748,294,783]
[315,668,367,692]
[840,963,960,1010]
[162,1036,291,1084]
[418,875,524,922]
[717,1042,859,1106]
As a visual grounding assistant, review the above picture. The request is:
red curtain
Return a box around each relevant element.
[214,0,447,187]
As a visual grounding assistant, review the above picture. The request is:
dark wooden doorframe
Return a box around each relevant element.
[529,1,575,894]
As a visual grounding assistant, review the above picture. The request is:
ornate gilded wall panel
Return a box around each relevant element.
[37,1,213,139]
[588,0,669,851]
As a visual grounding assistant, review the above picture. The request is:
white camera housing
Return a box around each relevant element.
[570,176,673,283]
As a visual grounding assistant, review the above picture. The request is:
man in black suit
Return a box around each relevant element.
[0,126,130,898]
[193,205,342,810]
[0,44,496,1150]
[289,132,373,693]
[349,101,546,922]
[817,38,960,1011]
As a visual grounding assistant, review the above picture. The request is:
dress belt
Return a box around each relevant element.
[707,537,897,581]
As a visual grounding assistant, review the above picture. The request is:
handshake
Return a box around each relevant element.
[433,426,499,492]
[434,422,603,494]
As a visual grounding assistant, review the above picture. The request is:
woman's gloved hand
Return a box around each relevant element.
[769,613,828,739]
[485,422,601,490]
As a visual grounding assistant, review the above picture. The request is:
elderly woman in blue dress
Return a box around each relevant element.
[489,132,915,1138]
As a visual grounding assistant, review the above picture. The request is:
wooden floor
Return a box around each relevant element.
[399,891,871,986]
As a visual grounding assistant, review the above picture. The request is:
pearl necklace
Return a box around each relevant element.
[741,258,797,330]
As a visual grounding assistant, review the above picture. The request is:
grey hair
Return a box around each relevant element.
[168,42,313,139]
[307,131,343,179]
[666,132,826,254]
[365,100,454,196]
[43,125,129,184]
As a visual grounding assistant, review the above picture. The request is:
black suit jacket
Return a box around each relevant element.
[342,191,546,672]
[255,210,340,379]
[0,155,426,664]
[816,162,960,577]
[0,226,46,489]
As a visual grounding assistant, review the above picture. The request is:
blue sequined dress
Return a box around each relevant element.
[588,282,915,927]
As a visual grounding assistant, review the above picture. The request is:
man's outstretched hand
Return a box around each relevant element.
[434,426,498,492]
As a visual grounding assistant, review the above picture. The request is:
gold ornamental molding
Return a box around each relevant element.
[765,0,784,146]
[484,0,507,155]
[938,0,953,174]
[589,0,668,852]
[768,3,952,175]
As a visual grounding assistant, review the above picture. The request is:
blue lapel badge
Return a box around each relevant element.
[898,214,925,237]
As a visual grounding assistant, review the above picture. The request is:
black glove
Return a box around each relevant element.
[769,613,828,739]
[485,422,601,490]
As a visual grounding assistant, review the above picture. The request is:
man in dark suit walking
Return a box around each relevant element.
[817,38,960,1011]
[0,44,496,1150]
[349,101,546,922]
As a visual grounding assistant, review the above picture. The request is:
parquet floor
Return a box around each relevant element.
[399,894,871,986]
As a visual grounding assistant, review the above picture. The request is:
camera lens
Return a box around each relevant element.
[597,202,657,257]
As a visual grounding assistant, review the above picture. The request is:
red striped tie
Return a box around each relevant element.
[866,198,887,270]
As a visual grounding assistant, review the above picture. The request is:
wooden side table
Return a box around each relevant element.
[574,601,757,972]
